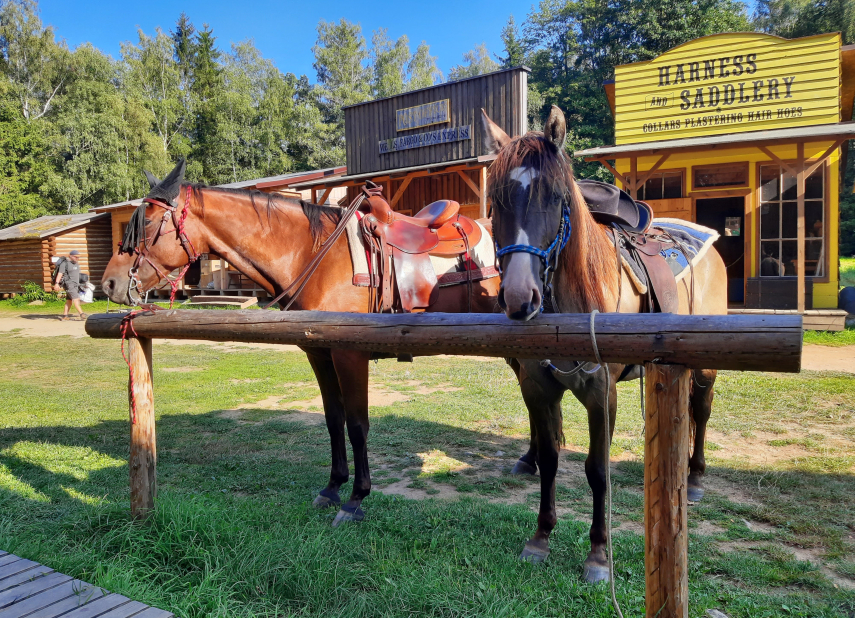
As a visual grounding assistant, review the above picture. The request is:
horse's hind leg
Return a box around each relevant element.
[306,350,349,509]
[688,369,716,502]
[507,358,539,476]
[330,349,372,527]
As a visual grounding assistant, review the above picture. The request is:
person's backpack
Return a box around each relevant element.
[51,257,67,285]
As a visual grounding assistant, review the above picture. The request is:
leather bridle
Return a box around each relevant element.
[126,186,201,306]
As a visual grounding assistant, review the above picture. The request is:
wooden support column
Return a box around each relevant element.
[797,142,806,313]
[128,336,156,519]
[218,259,226,292]
[644,362,690,618]
[630,156,639,199]
[479,166,488,218]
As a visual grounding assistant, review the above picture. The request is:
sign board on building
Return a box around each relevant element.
[396,100,450,131]
[380,125,471,154]
[613,33,841,144]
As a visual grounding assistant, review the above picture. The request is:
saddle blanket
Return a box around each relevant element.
[344,214,499,288]
[622,218,719,295]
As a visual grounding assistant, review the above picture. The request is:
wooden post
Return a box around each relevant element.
[128,336,156,519]
[479,166,488,218]
[796,142,806,313]
[630,156,639,199]
[644,362,690,618]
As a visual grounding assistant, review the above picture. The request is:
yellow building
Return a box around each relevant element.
[575,32,854,324]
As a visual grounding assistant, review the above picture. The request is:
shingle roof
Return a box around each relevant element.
[0,213,109,241]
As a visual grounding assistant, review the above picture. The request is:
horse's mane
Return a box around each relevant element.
[488,132,617,313]
[185,183,342,252]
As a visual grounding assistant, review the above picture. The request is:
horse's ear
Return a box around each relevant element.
[481,108,510,154]
[144,171,161,189]
[146,158,186,202]
[543,105,566,151]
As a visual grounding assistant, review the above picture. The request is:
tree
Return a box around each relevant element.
[448,43,500,81]
[497,15,528,68]
[191,24,223,182]
[755,0,854,45]
[371,29,410,98]
[407,42,442,89]
[0,0,70,121]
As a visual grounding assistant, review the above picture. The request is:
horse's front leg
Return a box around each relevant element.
[330,349,372,527]
[506,358,539,476]
[305,349,349,509]
[578,367,618,584]
[516,361,564,562]
[688,369,716,502]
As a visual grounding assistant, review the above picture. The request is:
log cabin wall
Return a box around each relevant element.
[52,217,113,290]
[344,67,529,176]
[0,239,46,294]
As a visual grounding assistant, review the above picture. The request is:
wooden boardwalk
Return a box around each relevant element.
[0,551,174,618]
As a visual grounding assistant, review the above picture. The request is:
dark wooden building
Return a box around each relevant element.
[291,67,530,219]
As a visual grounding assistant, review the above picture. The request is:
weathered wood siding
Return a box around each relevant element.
[345,67,528,176]
[346,168,485,217]
[53,218,113,289]
[647,197,693,221]
[0,238,48,294]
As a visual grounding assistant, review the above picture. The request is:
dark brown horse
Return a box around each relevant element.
[101,162,502,526]
[482,106,727,581]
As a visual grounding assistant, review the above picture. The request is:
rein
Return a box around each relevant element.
[123,187,201,307]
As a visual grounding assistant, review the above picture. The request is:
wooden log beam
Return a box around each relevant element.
[127,336,156,519]
[86,311,802,372]
[479,166,488,218]
[644,363,690,618]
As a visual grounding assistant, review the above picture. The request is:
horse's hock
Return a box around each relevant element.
[86,309,802,618]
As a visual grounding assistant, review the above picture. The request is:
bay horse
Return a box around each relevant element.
[482,106,727,581]
[100,160,502,527]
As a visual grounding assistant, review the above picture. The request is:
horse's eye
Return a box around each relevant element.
[144,219,152,226]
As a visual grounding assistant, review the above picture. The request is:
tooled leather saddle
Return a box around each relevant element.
[358,183,488,313]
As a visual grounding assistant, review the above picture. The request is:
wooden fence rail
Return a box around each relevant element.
[85,310,803,618]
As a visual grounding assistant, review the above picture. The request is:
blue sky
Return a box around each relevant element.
[39,0,529,81]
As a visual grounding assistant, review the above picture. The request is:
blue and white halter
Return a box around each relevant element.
[495,203,572,295]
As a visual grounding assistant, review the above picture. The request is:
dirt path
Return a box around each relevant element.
[1,312,853,372]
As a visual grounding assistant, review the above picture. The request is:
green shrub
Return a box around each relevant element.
[10,280,60,305]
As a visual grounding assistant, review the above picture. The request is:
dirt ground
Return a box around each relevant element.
[1,312,852,373]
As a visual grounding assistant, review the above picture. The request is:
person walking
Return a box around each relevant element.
[54,250,87,321]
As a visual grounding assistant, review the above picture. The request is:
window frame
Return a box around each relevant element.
[624,168,685,201]
[754,160,829,283]
[691,162,749,191]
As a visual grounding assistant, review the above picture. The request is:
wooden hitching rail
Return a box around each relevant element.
[85,309,803,618]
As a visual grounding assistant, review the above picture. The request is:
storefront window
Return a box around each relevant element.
[693,163,748,189]
[759,164,824,277]
[637,171,683,200]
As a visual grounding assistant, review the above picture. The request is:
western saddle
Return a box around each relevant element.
[358,183,485,313]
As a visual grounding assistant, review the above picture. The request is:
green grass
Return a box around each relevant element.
[841,256,855,288]
[803,327,855,346]
[0,333,853,617]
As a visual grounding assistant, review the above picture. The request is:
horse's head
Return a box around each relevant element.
[483,106,573,320]
[102,159,201,305]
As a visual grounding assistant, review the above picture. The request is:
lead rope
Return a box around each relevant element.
[589,310,625,618]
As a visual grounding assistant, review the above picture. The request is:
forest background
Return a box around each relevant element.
[0,0,853,254]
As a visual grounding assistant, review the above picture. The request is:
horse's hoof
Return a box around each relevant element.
[511,459,538,476]
[520,540,549,563]
[332,506,364,528]
[687,484,705,503]
[312,490,340,509]
[582,563,610,584]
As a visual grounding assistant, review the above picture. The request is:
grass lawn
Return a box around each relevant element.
[1,332,853,617]
[841,256,855,288]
